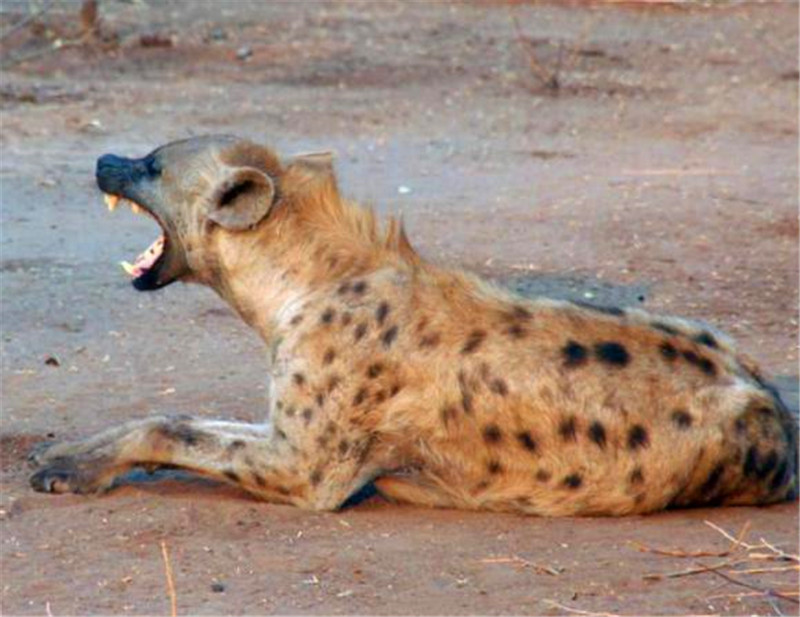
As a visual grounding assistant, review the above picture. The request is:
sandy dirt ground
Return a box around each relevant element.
[1,1,798,615]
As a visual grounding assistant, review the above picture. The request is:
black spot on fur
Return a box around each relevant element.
[744,446,759,477]
[483,424,503,444]
[353,388,368,406]
[462,329,486,354]
[327,375,342,392]
[588,421,607,448]
[536,469,551,483]
[284,405,296,418]
[563,473,582,489]
[516,431,537,453]
[321,308,336,324]
[506,323,526,339]
[629,467,644,485]
[315,393,325,407]
[310,469,323,486]
[671,410,693,429]
[559,416,577,442]
[441,405,458,425]
[290,314,304,326]
[337,282,350,295]
[223,469,240,483]
[376,301,390,326]
[461,391,473,414]
[381,325,398,348]
[420,333,441,348]
[627,425,649,450]
[594,342,630,367]
[573,301,625,317]
[511,305,532,320]
[354,322,368,341]
[700,464,724,495]
[292,373,306,387]
[682,350,716,376]
[487,460,503,475]
[489,378,509,396]
[351,280,367,294]
[275,429,287,440]
[660,341,678,361]
[367,363,383,379]
[652,322,680,336]
[302,407,313,423]
[389,384,401,397]
[323,348,336,365]
[338,439,349,456]
[694,331,718,349]
[252,472,266,488]
[158,423,206,447]
[341,312,352,326]
[562,341,588,367]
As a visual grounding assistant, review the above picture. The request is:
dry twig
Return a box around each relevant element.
[160,540,178,617]
[541,600,622,617]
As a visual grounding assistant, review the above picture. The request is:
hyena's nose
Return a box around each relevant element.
[96,153,136,195]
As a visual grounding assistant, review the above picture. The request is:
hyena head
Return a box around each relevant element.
[96,135,332,291]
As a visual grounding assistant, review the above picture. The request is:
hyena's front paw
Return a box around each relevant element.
[29,456,115,495]
[27,440,58,467]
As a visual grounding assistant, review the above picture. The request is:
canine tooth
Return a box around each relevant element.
[131,203,142,215]
[105,194,120,212]
[119,261,136,275]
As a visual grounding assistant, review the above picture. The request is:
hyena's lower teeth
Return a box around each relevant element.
[104,194,120,212]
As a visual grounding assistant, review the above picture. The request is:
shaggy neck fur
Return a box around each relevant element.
[206,162,420,344]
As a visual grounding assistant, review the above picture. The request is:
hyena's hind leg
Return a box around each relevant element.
[28,416,371,510]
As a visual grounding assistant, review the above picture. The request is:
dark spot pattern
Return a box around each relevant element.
[629,467,644,485]
[682,350,716,376]
[506,324,526,339]
[563,473,582,489]
[535,469,551,482]
[227,439,246,452]
[381,325,398,348]
[594,342,630,367]
[353,388,368,406]
[310,469,323,486]
[223,469,240,483]
[367,363,383,379]
[292,373,306,387]
[441,405,458,425]
[320,308,336,324]
[158,423,206,447]
[337,282,350,295]
[352,281,367,294]
[516,431,537,453]
[694,331,718,348]
[302,407,313,423]
[419,333,441,348]
[700,464,724,495]
[354,322,368,341]
[338,439,349,456]
[323,348,336,365]
[376,301,390,326]
[483,424,503,444]
[462,329,486,354]
[315,393,325,407]
[627,425,649,450]
[327,375,342,392]
[588,421,607,448]
[671,410,693,429]
[341,312,352,326]
[559,416,577,442]
[252,473,266,488]
[770,459,790,491]
[562,341,588,367]
[289,314,304,326]
[487,460,503,475]
[660,341,678,361]
[489,378,509,396]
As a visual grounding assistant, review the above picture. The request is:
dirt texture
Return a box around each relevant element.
[1,1,798,615]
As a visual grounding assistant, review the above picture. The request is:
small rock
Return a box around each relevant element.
[139,33,173,48]
[236,46,252,61]
[211,582,225,593]
[44,355,60,367]
[397,185,412,195]
[209,27,227,41]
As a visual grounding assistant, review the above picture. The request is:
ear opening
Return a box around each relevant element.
[208,168,276,231]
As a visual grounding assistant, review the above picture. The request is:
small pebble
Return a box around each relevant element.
[236,46,252,61]
[211,582,225,593]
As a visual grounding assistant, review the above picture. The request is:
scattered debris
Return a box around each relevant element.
[139,32,173,48]
[44,355,60,367]
[478,554,564,576]
[210,582,225,593]
[236,46,252,61]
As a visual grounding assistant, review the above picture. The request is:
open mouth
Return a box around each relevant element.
[103,193,167,286]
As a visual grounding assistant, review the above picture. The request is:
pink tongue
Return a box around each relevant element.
[131,236,165,277]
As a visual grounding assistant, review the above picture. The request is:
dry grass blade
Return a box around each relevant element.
[643,558,744,581]
[633,520,751,559]
[160,540,178,617]
[707,567,799,606]
[541,600,622,617]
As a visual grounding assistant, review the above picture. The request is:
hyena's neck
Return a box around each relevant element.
[209,218,401,346]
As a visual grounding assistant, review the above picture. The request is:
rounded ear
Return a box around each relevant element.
[208,167,276,231]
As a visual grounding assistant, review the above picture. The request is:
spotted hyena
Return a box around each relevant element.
[28,135,797,516]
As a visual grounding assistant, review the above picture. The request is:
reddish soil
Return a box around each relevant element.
[1,1,797,615]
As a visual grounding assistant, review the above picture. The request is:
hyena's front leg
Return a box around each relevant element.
[29,416,373,510]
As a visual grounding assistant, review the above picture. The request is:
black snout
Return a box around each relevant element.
[96,153,159,195]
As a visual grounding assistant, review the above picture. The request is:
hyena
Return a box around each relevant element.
[28,135,797,516]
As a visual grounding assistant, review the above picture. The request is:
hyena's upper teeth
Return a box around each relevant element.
[131,203,143,215]
[105,194,120,212]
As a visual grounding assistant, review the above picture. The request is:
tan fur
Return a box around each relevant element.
[29,137,798,516]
